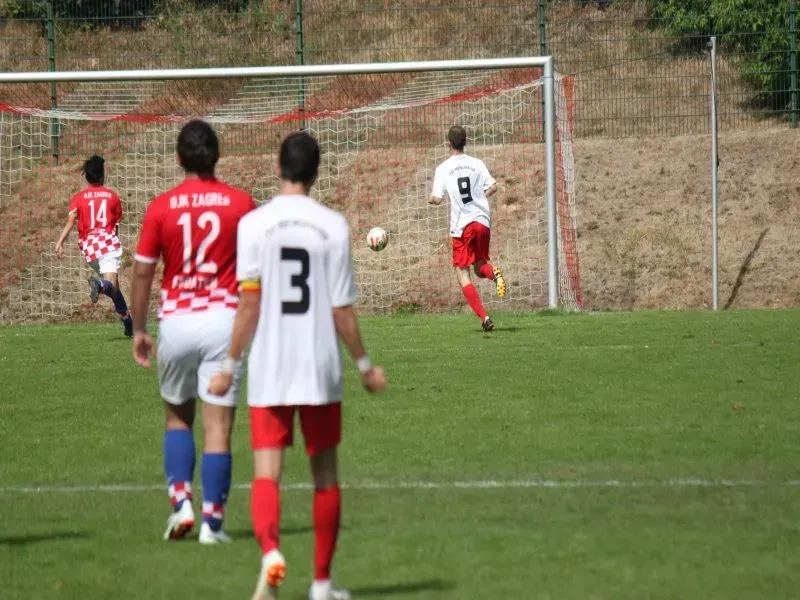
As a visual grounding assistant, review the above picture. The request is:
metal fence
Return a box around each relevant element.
[0,0,797,137]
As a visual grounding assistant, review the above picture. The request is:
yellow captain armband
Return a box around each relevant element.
[239,279,261,293]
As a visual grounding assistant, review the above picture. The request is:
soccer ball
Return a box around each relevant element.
[366,227,388,251]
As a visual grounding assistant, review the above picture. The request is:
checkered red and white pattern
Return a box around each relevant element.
[79,230,122,263]
[159,288,239,319]
[202,501,224,522]
[168,481,192,508]
[135,177,256,322]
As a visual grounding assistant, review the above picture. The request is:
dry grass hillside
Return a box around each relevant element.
[576,128,800,309]
[0,2,798,319]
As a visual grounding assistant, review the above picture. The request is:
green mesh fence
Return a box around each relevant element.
[548,1,797,137]
[0,0,797,137]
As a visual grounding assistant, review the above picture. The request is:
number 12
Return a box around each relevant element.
[177,211,221,274]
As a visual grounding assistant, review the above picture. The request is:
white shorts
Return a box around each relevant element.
[89,248,123,275]
[157,308,243,407]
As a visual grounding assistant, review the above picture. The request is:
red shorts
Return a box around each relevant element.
[249,403,341,456]
[452,221,491,268]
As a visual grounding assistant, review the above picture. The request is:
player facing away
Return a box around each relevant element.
[130,120,256,544]
[429,125,506,332]
[55,155,133,336]
[208,132,386,600]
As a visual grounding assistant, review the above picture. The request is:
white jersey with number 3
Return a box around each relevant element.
[431,153,496,238]
[237,194,357,408]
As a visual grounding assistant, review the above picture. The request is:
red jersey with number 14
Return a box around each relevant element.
[135,177,256,319]
[68,185,123,262]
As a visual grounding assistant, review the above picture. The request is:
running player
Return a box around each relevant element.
[208,131,386,600]
[130,120,256,544]
[429,125,506,332]
[55,155,133,336]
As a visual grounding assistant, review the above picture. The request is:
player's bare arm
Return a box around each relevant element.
[207,287,261,397]
[130,260,157,368]
[54,212,77,258]
[485,182,498,197]
[333,304,386,393]
[429,194,443,205]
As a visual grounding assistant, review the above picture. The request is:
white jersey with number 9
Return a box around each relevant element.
[431,153,496,238]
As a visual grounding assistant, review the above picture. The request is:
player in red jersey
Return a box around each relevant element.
[130,120,256,544]
[55,155,133,336]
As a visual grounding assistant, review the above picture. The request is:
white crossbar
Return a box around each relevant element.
[0,57,551,83]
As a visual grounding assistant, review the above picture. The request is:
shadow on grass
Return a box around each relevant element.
[225,525,317,539]
[0,531,91,547]
[349,578,455,597]
[489,325,523,333]
[724,228,769,310]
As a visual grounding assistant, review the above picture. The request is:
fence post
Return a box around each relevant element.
[295,0,306,131]
[539,0,547,57]
[790,0,798,128]
[709,37,719,311]
[46,0,59,164]
[539,0,547,141]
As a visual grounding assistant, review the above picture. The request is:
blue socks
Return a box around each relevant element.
[164,429,196,510]
[202,453,232,532]
[99,279,115,297]
[163,431,232,531]
[99,280,130,321]
[112,289,129,317]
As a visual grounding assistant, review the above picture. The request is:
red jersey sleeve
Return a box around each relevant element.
[135,199,163,264]
[68,193,79,216]
[109,192,123,229]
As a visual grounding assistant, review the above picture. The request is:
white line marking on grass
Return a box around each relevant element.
[386,342,800,354]
[2,479,798,494]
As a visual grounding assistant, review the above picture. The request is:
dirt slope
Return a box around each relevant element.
[576,127,800,310]
[1,124,797,321]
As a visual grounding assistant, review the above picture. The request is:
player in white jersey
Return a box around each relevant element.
[208,131,386,600]
[430,125,506,332]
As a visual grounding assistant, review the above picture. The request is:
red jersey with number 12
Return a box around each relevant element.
[68,185,123,262]
[135,177,256,319]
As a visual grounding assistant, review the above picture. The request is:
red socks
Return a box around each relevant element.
[461,283,488,320]
[313,485,341,580]
[478,263,495,280]
[251,477,280,554]
[251,478,341,579]
[250,478,342,580]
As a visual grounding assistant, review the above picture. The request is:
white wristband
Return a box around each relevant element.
[220,356,241,375]
[356,356,372,374]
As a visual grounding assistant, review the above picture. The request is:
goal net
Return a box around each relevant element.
[0,59,582,322]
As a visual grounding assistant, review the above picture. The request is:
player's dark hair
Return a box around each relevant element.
[82,155,105,185]
[279,131,320,185]
[447,125,467,151]
[177,120,219,177]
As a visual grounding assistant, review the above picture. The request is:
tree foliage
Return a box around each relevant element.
[652,0,794,104]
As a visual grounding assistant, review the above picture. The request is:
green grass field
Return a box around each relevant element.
[2,310,800,599]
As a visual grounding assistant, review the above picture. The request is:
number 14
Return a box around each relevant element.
[87,199,107,229]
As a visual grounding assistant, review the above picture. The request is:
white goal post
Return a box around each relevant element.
[0,57,581,321]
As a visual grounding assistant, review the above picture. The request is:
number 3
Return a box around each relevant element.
[281,247,310,314]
